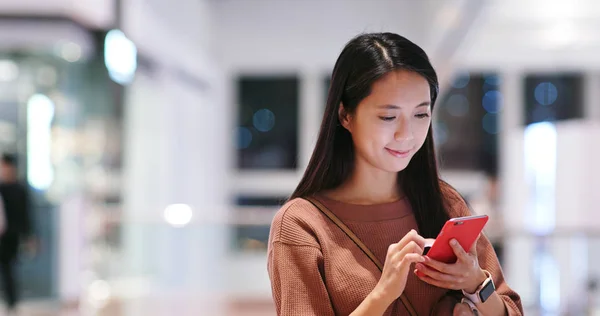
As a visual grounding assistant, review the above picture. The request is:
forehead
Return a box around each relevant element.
[364,70,431,107]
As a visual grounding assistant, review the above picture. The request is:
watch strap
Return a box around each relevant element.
[462,270,494,304]
[461,297,480,315]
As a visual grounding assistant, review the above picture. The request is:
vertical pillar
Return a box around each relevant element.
[121,66,228,312]
[498,71,537,307]
[584,73,600,121]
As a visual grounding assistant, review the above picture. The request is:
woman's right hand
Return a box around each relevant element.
[373,229,427,304]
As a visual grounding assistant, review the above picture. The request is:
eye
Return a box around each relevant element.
[415,113,430,119]
[379,116,396,121]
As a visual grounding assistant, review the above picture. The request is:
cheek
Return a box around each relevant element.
[351,121,390,150]
[415,120,431,143]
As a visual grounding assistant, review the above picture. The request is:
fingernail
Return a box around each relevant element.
[451,239,458,245]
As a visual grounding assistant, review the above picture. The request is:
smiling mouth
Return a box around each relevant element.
[385,148,411,158]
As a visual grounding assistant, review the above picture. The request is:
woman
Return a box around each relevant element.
[267,33,522,315]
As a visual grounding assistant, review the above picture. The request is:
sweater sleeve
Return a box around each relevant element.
[266,199,335,316]
[441,181,524,315]
[268,242,335,316]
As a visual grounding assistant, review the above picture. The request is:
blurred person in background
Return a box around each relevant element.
[0,153,35,313]
[267,33,522,316]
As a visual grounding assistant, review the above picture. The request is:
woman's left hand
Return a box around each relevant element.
[414,237,487,293]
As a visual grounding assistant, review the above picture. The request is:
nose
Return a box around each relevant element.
[394,115,414,142]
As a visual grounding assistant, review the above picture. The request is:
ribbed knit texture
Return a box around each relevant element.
[267,183,523,315]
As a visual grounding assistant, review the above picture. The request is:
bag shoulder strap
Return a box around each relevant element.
[304,196,418,316]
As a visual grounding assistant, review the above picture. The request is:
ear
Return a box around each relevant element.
[338,103,352,132]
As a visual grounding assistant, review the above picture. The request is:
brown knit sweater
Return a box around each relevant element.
[267,184,523,315]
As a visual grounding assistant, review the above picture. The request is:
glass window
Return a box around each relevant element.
[435,73,500,173]
[236,76,299,170]
[231,195,287,252]
[524,74,583,125]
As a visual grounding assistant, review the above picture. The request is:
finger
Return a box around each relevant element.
[398,229,426,249]
[422,257,457,274]
[391,241,424,264]
[415,272,459,290]
[414,263,457,283]
[388,230,424,258]
[449,239,470,261]
[397,254,426,275]
[402,253,426,265]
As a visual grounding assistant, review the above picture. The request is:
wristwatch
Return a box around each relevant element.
[461,298,480,316]
[462,270,495,304]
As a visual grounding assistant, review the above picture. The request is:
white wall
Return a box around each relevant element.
[123,0,215,77]
[457,0,600,70]
[0,0,114,29]
[213,0,439,71]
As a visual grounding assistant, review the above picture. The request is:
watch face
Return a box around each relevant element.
[479,280,496,302]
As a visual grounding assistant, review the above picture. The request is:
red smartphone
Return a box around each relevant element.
[423,214,489,264]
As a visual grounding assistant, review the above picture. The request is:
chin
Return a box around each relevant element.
[392,164,410,173]
[381,159,412,173]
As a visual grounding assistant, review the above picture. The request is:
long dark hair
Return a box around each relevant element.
[290,33,449,238]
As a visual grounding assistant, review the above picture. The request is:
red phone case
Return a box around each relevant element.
[416,215,489,278]
[426,215,488,263]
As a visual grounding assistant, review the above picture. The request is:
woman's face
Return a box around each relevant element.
[340,69,432,173]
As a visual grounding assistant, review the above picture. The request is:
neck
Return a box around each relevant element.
[328,159,401,205]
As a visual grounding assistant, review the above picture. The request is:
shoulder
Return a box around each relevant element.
[269,197,325,247]
[439,180,472,218]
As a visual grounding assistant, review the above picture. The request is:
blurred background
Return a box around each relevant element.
[0,0,599,315]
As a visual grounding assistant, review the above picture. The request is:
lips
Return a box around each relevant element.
[385,148,411,158]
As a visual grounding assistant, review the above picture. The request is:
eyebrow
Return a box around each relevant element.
[378,101,431,109]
